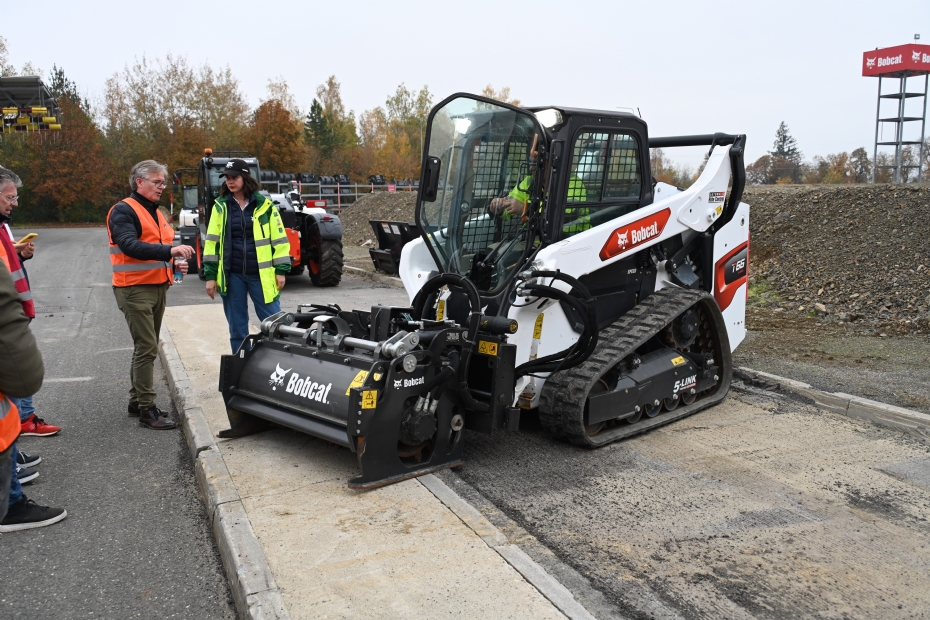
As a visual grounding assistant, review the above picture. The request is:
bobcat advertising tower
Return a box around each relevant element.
[863,43,930,182]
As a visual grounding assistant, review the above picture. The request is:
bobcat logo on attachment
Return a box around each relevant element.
[600,208,672,261]
[616,231,629,250]
[394,380,403,389]
[914,51,922,62]
[269,364,292,391]
[866,57,876,68]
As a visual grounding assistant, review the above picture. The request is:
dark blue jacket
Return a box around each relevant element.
[226,195,258,275]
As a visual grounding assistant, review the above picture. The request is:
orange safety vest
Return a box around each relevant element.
[107,197,174,287]
[0,393,20,453]
[0,232,35,319]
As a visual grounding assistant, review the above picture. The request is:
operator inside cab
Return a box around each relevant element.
[487,159,591,236]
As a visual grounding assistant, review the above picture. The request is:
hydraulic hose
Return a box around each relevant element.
[411,274,489,412]
[512,270,599,379]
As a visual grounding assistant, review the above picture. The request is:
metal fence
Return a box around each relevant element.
[259,181,419,213]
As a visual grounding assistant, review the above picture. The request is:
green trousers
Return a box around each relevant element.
[113,283,168,408]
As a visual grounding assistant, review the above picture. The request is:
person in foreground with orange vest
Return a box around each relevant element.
[0,166,61,439]
[0,255,67,530]
[107,160,193,430]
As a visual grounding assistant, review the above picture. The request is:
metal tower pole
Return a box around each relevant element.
[919,74,928,182]
[895,75,905,183]
[873,76,882,183]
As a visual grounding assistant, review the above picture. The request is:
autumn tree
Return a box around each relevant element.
[28,98,115,222]
[243,99,304,172]
[103,55,249,172]
[849,148,871,183]
[481,85,520,106]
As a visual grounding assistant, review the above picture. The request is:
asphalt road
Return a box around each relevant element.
[2,227,234,619]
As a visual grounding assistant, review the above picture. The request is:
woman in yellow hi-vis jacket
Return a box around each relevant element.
[201,159,291,352]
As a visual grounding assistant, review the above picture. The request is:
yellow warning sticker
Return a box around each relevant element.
[372,372,382,381]
[533,314,544,339]
[345,370,369,395]
[437,299,445,320]
[361,390,378,409]
[477,340,499,356]
[715,205,723,215]
[671,356,686,367]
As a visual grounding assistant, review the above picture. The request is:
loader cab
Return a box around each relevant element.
[527,106,653,242]
[195,151,261,238]
[416,95,654,300]
[416,94,545,297]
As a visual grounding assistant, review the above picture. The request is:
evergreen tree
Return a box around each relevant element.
[47,65,89,113]
[770,122,802,164]
[304,99,336,160]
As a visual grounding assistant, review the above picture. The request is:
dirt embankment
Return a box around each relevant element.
[338,184,930,336]
[744,184,930,334]
[338,192,417,246]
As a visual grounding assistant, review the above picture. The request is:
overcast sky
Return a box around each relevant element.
[5,0,929,167]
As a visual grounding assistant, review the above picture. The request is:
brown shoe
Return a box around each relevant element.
[138,406,178,430]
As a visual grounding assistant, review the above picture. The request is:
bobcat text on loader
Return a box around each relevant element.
[218,93,749,489]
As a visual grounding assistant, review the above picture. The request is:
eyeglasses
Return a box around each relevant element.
[144,178,168,188]
[1,194,18,204]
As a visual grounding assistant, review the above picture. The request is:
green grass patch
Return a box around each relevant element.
[747,278,783,308]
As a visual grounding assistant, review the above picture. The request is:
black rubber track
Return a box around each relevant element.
[309,237,344,287]
[539,287,732,447]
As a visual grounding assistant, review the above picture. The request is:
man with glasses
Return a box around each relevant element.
[107,160,193,430]
[0,166,62,443]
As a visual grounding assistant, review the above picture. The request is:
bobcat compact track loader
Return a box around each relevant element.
[217,93,749,489]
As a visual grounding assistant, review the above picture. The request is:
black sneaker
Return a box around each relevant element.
[16,466,38,484]
[128,402,140,417]
[16,450,41,468]
[0,498,67,532]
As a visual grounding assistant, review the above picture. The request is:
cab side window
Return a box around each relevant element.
[562,131,643,238]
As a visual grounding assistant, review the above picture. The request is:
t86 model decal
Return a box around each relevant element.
[599,208,671,261]
[714,242,749,311]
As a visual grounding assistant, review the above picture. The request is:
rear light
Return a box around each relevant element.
[323,216,331,221]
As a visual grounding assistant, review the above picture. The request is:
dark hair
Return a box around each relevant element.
[220,174,260,198]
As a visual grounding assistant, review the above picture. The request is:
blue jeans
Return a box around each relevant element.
[221,272,280,353]
[9,395,34,422]
[9,442,23,508]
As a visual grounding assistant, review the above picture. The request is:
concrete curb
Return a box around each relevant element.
[343,265,405,288]
[738,366,930,440]
[158,327,290,620]
[420,474,595,620]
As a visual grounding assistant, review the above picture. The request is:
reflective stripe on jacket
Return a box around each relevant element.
[201,193,291,304]
[107,198,174,287]
[0,232,35,319]
[0,394,20,453]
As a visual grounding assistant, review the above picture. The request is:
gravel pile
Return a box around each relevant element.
[744,184,930,334]
[339,192,417,245]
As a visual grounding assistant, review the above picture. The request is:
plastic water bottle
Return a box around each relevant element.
[174,258,186,283]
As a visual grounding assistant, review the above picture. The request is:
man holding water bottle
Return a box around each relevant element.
[107,160,192,430]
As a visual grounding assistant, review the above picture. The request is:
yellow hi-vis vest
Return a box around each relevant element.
[201,193,291,304]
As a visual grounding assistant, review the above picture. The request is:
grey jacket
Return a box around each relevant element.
[0,262,43,398]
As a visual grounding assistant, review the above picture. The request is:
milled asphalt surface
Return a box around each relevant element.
[61,226,930,619]
[2,227,234,619]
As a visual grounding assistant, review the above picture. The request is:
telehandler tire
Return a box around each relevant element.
[307,232,343,287]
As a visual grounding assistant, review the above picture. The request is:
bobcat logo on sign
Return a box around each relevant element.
[866,57,876,68]
[914,51,922,62]
[269,364,292,391]
[599,208,672,261]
